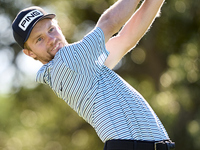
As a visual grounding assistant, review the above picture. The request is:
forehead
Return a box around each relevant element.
[29,19,53,40]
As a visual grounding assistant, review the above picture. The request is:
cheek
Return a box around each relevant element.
[30,44,47,56]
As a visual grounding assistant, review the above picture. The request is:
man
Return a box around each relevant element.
[12,0,175,149]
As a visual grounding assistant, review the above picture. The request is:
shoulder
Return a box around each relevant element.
[36,63,52,85]
[83,27,105,42]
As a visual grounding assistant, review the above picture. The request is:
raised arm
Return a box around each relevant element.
[96,0,141,43]
[104,0,165,69]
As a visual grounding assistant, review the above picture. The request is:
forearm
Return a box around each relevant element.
[104,0,165,69]
[96,0,140,42]
[118,0,165,49]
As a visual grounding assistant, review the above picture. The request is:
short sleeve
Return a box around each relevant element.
[59,27,109,76]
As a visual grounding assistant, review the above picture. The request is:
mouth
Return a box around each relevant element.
[51,43,60,52]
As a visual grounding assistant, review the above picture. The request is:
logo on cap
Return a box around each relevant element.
[19,10,43,31]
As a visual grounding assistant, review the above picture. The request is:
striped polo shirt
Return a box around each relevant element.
[36,27,169,142]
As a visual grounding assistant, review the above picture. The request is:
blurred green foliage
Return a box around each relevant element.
[0,0,200,149]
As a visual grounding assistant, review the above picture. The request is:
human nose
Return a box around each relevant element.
[47,34,56,45]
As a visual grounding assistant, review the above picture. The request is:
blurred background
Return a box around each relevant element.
[0,0,200,149]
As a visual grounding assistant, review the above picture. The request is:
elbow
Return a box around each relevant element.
[97,11,123,37]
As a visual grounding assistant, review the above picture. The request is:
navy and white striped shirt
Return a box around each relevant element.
[36,27,169,142]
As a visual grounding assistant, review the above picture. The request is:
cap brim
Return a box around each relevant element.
[37,14,56,22]
[24,14,56,45]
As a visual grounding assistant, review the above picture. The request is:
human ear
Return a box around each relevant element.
[23,49,37,59]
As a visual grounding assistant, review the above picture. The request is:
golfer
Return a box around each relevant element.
[12,0,175,149]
